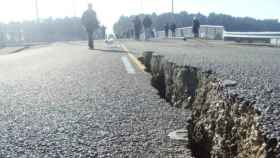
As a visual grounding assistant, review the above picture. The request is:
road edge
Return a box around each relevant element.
[120,43,146,72]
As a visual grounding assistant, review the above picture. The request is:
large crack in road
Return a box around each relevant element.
[140,50,279,158]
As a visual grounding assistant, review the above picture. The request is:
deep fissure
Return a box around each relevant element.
[139,51,276,158]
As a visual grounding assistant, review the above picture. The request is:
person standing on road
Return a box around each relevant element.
[170,23,177,38]
[82,3,99,49]
[133,16,142,40]
[192,17,200,38]
[164,23,169,38]
[143,15,153,40]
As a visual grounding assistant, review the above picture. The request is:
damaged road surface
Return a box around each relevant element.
[0,41,193,157]
[122,39,280,158]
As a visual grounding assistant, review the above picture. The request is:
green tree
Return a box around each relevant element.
[114,12,280,35]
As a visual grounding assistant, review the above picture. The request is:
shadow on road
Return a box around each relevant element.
[92,48,127,54]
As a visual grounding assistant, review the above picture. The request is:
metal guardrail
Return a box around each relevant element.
[224,34,280,38]
[271,38,280,47]
[224,31,280,35]
[155,26,280,47]
[156,25,224,40]
[224,31,280,47]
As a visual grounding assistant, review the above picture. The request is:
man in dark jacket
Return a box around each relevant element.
[133,16,142,40]
[143,16,153,40]
[192,17,200,38]
[164,23,169,38]
[82,3,99,49]
[170,23,177,37]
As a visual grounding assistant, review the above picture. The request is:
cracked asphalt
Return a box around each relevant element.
[0,41,193,158]
[122,39,280,145]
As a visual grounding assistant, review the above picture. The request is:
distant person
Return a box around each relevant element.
[82,3,99,49]
[101,26,106,39]
[192,17,200,38]
[151,28,155,38]
[164,23,169,38]
[143,15,153,40]
[130,29,134,39]
[133,16,142,40]
[170,23,177,38]
[115,34,120,39]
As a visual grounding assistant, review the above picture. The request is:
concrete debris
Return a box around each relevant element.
[222,79,238,87]
[168,130,189,141]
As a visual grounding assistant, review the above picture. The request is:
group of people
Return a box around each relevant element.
[82,3,202,49]
[164,17,200,39]
[135,16,200,41]
[133,15,155,41]
[164,23,177,38]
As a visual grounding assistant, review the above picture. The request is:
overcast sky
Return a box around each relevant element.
[0,0,279,33]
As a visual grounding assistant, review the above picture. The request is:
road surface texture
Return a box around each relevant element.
[122,39,280,157]
[0,41,193,157]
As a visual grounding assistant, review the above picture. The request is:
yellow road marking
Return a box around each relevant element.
[121,44,146,72]
[121,56,136,74]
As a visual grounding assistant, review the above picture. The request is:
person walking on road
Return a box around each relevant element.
[143,15,153,40]
[164,23,169,38]
[192,17,200,38]
[82,3,99,49]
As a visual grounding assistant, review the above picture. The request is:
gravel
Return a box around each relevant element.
[0,42,193,157]
[122,39,280,145]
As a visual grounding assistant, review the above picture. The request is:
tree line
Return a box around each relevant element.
[0,17,106,45]
[113,12,280,38]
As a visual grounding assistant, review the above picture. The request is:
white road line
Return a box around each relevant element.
[121,56,136,74]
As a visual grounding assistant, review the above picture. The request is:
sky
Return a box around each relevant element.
[0,0,279,33]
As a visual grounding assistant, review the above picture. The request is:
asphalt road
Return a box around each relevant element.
[0,41,192,157]
[122,39,280,142]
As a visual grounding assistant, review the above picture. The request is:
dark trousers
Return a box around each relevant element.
[135,33,140,40]
[193,28,199,38]
[87,30,94,49]
[165,31,169,37]
[172,31,176,37]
